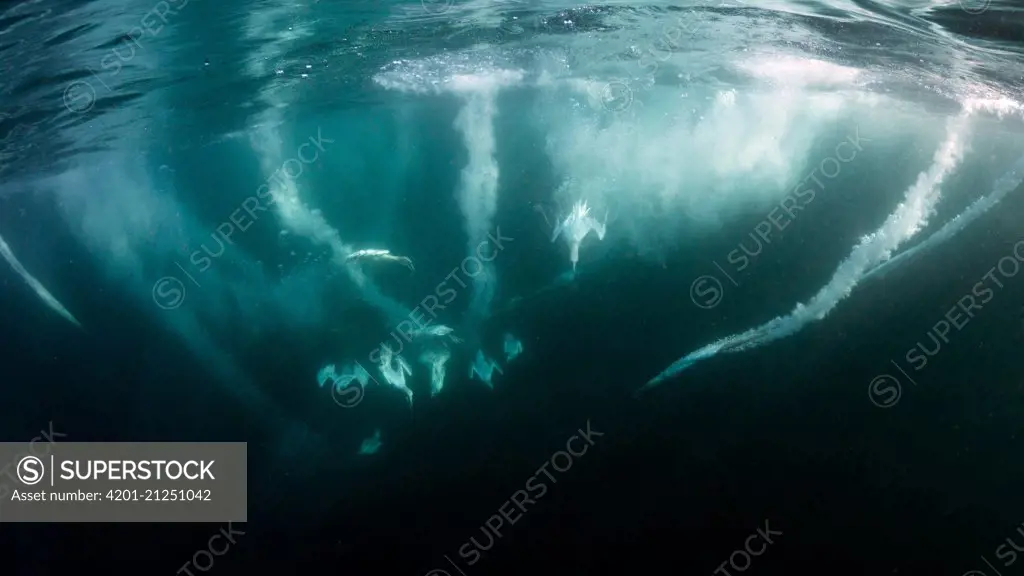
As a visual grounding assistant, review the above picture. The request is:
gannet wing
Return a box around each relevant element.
[585,215,607,241]
[351,362,371,386]
[470,350,485,380]
[335,372,358,390]
[380,362,403,389]
[551,217,566,242]
[316,364,337,387]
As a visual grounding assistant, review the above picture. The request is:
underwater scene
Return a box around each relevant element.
[1,0,1024,573]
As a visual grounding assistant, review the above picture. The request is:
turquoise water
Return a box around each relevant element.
[2,0,1024,574]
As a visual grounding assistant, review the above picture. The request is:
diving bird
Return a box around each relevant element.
[469,349,504,389]
[358,429,382,455]
[503,333,523,362]
[378,344,414,407]
[419,347,452,397]
[410,323,464,344]
[551,200,607,272]
[317,361,373,390]
[345,249,415,272]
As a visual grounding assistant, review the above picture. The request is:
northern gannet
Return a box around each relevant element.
[317,361,374,406]
[419,347,452,397]
[378,344,414,407]
[551,200,607,272]
[358,429,382,455]
[469,349,503,389]
[317,361,372,390]
[503,333,523,362]
[410,323,464,344]
[345,249,415,272]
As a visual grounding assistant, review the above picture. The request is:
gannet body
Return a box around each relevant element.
[503,333,523,362]
[419,347,452,397]
[317,361,372,390]
[316,363,340,388]
[379,344,414,407]
[317,361,374,408]
[469,349,504,389]
[551,200,607,271]
[410,324,464,344]
[358,429,382,455]
[345,249,415,272]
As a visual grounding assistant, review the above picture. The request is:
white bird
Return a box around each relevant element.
[419,347,452,397]
[317,361,372,390]
[551,200,607,272]
[358,429,382,455]
[410,323,464,344]
[378,344,414,407]
[503,333,523,362]
[345,249,415,272]
[469,349,504,389]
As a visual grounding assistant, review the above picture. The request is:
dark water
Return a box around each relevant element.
[2,0,1024,574]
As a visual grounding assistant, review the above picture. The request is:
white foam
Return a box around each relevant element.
[376,62,524,323]
[863,98,1024,280]
[249,119,412,324]
[373,56,524,96]
[450,70,525,93]
[0,233,81,328]
[540,84,862,257]
[453,82,503,320]
[243,4,412,323]
[866,153,1024,281]
[642,101,977,391]
[737,56,864,88]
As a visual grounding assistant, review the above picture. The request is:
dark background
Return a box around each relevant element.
[2,0,1024,571]
[3,176,1024,576]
